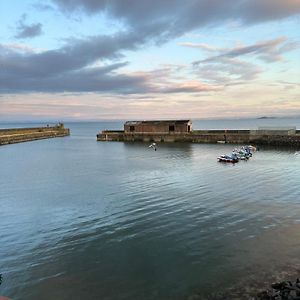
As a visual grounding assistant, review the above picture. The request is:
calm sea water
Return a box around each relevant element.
[1,119,300,300]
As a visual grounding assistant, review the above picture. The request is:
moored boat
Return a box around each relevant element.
[217,154,239,163]
[217,145,257,163]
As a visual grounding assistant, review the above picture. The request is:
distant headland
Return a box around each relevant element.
[257,116,277,119]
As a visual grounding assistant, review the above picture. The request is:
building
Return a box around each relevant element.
[124,120,192,134]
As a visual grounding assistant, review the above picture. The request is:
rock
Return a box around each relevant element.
[256,279,300,300]
[257,290,272,300]
[290,290,297,298]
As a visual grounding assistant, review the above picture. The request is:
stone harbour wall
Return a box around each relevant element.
[97,130,300,147]
[0,124,70,146]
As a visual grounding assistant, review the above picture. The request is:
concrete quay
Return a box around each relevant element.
[0,123,70,146]
[97,129,300,147]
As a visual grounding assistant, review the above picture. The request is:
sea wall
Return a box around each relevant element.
[0,124,70,146]
[97,130,300,146]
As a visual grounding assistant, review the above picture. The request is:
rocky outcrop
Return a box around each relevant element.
[257,279,300,300]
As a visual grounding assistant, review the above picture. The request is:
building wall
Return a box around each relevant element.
[124,122,191,133]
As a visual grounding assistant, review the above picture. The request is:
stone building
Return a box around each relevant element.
[124,120,192,134]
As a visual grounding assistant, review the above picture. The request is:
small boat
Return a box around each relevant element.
[247,145,257,152]
[235,154,248,160]
[232,149,251,159]
[217,154,239,163]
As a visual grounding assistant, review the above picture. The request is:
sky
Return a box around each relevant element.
[0,0,300,121]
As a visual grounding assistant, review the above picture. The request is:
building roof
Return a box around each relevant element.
[124,120,191,126]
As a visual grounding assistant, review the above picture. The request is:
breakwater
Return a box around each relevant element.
[97,129,300,146]
[0,123,70,146]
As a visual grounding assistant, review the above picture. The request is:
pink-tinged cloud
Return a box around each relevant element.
[193,37,299,64]
[159,81,222,93]
[1,85,299,121]
[179,42,218,52]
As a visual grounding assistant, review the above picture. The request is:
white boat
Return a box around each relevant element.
[217,154,239,163]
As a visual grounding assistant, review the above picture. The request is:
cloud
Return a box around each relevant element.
[193,37,299,64]
[2,82,299,121]
[1,32,220,94]
[0,42,218,94]
[3,19,170,80]
[236,0,300,24]
[3,22,149,94]
[180,41,278,86]
[193,57,263,85]
[0,55,149,94]
[32,3,55,11]
[1,43,43,54]
[1,29,150,91]
[15,14,43,39]
[188,37,299,86]
[159,81,221,93]
[179,42,218,52]
[4,1,300,94]
[52,0,300,34]
[127,66,221,94]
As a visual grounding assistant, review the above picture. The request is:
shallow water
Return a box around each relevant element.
[0,121,300,300]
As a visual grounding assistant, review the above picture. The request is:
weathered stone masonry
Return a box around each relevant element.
[0,123,70,146]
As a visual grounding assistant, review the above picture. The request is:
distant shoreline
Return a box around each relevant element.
[1,116,300,124]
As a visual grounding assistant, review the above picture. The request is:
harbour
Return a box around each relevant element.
[2,0,300,298]
[97,120,300,147]
[1,121,300,300]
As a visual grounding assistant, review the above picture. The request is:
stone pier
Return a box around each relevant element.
[0,123,70,146]
[97,129,300,147]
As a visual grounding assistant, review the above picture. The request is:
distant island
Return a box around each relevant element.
[257,116,277,119]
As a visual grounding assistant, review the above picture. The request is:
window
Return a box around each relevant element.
[188,125,191,132]
[169,125,175,132]
[130,126,135,132]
